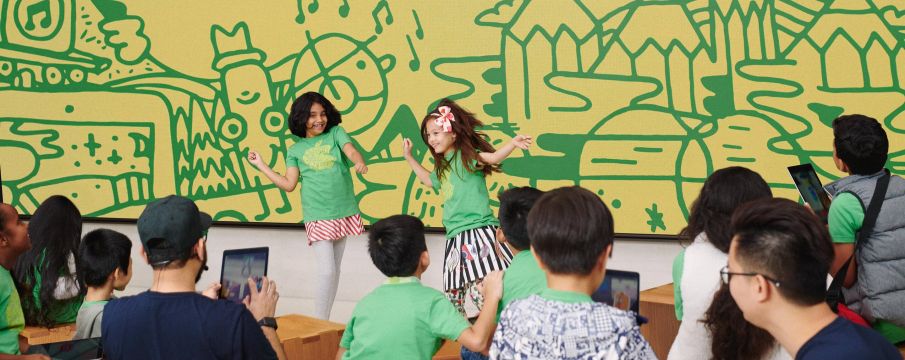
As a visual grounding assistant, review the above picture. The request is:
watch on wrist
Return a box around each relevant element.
[258,317,278,330]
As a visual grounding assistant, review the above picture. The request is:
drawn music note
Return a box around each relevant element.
[406,34,420,71]
[294,0,306,24]
[371,0,394,34]
[338,0,350,18]
[412,10,423,40]
[24,0,52,31]
[308,0,319,13]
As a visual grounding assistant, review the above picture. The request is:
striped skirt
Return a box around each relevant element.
[443,225,513,291]
[305,213,364,245]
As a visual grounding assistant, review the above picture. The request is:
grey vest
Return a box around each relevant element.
[825,171,905,326]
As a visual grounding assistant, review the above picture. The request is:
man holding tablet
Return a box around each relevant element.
[101,196,286,360]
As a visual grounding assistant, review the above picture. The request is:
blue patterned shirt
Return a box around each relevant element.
[490,289,656,360]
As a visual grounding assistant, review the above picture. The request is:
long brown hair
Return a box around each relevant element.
[421,99,499,180]
[702,284,776,360]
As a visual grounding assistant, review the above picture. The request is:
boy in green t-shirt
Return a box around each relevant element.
[0,203,50,359]
[495,187,546,319]
[337,215,502,359]
[73,229,133,340]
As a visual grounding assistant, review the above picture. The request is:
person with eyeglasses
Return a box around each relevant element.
[724,198,898,360]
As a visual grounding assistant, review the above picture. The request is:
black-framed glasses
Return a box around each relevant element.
[720,266,781,288]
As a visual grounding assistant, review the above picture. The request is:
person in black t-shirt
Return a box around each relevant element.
[723,198,899,360]
[101,195,286,360]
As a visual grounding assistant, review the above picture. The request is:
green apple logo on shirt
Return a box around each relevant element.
[302,140,336,171]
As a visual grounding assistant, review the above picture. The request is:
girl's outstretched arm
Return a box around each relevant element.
[402,138,433,188]
[478,135,533,165]
[247,150,300,192]
[342,143,368,174]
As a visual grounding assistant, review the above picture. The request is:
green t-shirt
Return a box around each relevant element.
[498,250,547,319]
[539,288,593,304]
[0,267,24,355]
[285,126,360,222]
[828,192,905,344]
[429,152,499,238]
[31,251,83,324]
[340,277,470,359]
[672,248,685,321]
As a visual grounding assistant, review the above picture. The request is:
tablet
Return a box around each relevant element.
[219,247,269,303]
[788,164,833,223]
[24,337,103,359]
[592,269,640,313]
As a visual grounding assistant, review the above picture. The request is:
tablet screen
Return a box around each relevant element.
[788,164,832,223]
[219,247,269,303]
[592,269,640,313]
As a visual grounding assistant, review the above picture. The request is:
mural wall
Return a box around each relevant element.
[1,0,904,235]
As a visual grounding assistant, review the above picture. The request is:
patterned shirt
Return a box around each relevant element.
[490,289,656,360]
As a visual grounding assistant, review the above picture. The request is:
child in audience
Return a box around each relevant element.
[402,99,531,319]
[668,167,788,360]
[337,215,502,359]
[495,187,545,319]
[248,91,368,320]
[490,186,655,359]
[725,198,899,359]
[13,196,83,326]
[73,229,133,339]
[0,203,51,359]
[824,114,905,344]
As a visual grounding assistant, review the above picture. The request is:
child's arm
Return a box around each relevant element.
[402,138,433,188]
[342,143,368,174]
[335,347,346,360]
[247,151,300,192]
[478,135,533,165]
[456,271,504,353]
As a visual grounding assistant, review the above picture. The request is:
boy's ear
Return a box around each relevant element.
[139,246,150,265]
[496,227,507,244]
[531,250,547,272]
[419,250,430,269]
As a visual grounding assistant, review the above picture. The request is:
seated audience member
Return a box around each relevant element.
[669,166,789,360]
[337,215,502,359]
[13,196,83,326]
[496,187,546,318]
[101,195,286,360]
[725,198,899,359]
[825,114,905,344]
[0,203,50,359]
[490,186,655,359]
[73,229,133,339]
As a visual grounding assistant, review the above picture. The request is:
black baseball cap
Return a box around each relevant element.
[137,195,212,265]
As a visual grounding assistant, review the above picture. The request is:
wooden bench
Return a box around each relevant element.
[639,283,681,360]
[19,323,77,345]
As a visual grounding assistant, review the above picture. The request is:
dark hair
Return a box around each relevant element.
[368,215,427,277]
[682,167,772,253]
[288,92,342,138]
[13,195,83,326]
[832,114,888,175]
[731,198,833,305]
[702,284,776,360]
[498,187,544,251]
[528,186,614,274]
[422,99,499,180]
[78,229,132,287]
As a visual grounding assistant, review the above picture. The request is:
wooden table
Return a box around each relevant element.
[639,283,681,360]
[19,323,76,345]
[276,314,346,360]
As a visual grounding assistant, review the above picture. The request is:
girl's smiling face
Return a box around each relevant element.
[425,120,456,155]
[306,102,329,137]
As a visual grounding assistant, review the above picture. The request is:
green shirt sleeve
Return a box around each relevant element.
[285,145,299,169]
[430,296,471,341]
[672,249,685,321]
[340,316,354,349]
[332,126,353,148]
[429,171,440,192]
[828,192,864,244]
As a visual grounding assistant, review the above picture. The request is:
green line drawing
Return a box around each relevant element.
[0,0,903,235]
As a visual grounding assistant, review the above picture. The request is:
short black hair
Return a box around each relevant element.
[288,92,342,138]
[368,215,427,277]
[78,229,132,287]
[731,198,833,306]
[528,186,614,275]
[498,187,544,251]
[832,114,888,175]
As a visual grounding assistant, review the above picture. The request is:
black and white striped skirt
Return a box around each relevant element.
[443,225,513,291]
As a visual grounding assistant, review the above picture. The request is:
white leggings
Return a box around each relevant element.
[311,237,346,320]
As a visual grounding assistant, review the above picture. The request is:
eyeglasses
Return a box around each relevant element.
[720,266,781,288]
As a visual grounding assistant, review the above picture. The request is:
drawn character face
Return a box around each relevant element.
[424,120,456,155]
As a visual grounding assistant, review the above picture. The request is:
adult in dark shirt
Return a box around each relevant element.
[723,198,899,360]
[102,196,286,360]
